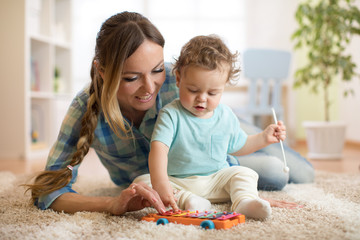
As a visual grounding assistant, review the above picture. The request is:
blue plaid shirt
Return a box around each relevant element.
[36,63,178,209]
[36,64,240,210]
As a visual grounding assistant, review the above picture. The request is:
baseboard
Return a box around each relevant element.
[295,139,360,148]
[345,140,360,148]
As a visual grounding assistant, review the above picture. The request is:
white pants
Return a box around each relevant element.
[133,166,259,211]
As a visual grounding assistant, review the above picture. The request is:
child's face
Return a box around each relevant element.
[176,65,229,119]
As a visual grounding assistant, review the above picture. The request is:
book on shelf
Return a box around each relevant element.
[30,58,40,91]
[31,103,44,143]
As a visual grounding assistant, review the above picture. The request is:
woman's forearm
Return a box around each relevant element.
[50,192,114,214]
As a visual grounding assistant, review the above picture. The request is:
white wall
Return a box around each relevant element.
[340,31,360,142]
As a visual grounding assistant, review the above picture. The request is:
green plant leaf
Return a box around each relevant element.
[291,0,360,121]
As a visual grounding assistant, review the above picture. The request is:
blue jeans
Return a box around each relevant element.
[228,118,315,191]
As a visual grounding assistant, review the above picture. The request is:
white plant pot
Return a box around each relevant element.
[303,121,346,160]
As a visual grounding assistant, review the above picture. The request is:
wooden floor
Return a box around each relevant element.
[0,142,359,176]
[292,141,360,174]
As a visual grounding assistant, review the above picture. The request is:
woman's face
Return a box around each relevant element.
[117,40,165,119]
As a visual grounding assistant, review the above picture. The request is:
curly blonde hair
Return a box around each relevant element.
[172,35,240,84]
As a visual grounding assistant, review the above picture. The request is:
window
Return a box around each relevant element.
[146,0,246,62]
[72,0,246,92]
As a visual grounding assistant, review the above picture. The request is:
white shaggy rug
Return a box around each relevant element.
[0,171,359,240]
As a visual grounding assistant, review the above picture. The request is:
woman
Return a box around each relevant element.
[25,11,313,215]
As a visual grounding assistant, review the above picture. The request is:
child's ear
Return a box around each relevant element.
[175,70,181,88]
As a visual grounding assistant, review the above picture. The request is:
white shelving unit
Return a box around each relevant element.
[0,0,72,160]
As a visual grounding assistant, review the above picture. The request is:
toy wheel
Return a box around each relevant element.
[200,220,215,230]
[156,218,169,225]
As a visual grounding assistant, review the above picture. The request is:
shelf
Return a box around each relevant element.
[30,35,70,48]
[0,0,72,160]
[30,91,72,99]
[31,91,54,99]
[29,34,51,44]
[31,142,48,150]
[29,0,72,160]
[54,40,71,49]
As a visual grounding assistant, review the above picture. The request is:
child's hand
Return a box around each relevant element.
[153,181,179,212]
[263,120,286,144]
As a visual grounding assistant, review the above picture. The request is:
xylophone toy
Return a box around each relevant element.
[142,209,245,230]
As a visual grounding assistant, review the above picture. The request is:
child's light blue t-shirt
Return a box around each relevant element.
[151,99,248,178]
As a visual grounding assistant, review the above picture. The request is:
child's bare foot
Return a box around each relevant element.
[185,195,211,211]
[234,198,271,220]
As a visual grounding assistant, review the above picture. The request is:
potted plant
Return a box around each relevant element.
[54,66,60,93]
[291,0,360,159]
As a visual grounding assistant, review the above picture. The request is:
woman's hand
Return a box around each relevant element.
[262,197,303,209]
[108,182,166,215]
